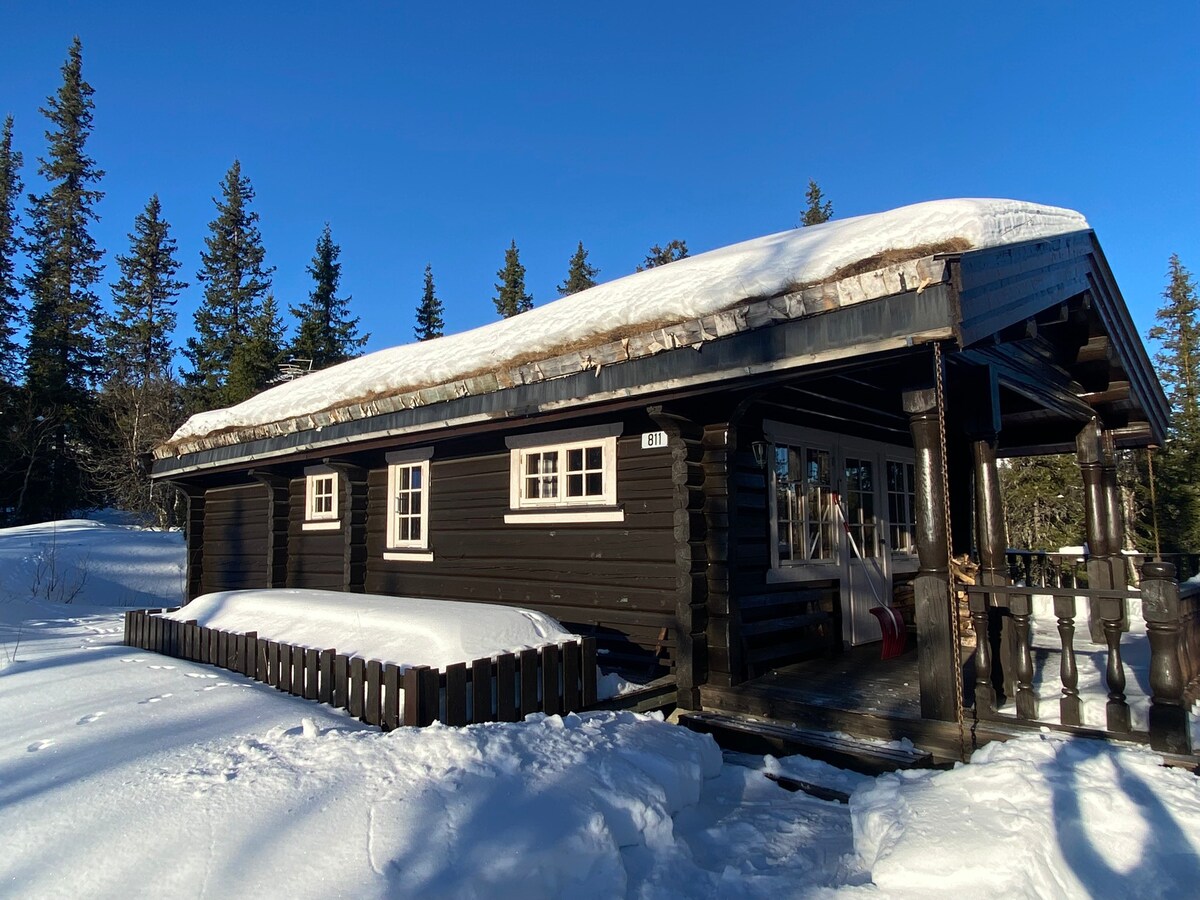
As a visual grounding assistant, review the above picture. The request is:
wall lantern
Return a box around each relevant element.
[751,441,769,469]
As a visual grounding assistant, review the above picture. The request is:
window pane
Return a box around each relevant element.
[567,473,583,496]
[586,446,603,469]
[586,472,603,495]
[567,448,583,470]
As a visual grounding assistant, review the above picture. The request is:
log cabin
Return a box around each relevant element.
[154,199,1196,762]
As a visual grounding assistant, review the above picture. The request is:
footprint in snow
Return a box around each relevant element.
[185,673,219,679]
[77,712,105,725]
[120,658,144,663]
[27,739,54,752]
[140,693,174,704]
[147,665,176,670]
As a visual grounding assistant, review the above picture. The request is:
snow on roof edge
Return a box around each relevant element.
[163,199,1088,454]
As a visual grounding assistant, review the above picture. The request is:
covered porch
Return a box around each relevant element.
[690,229,1200,762]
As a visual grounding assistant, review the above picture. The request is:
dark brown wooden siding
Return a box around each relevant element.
[364,434,678,673]
[200,484,268,593]
[286,478,346,591]
[706,426,839,686]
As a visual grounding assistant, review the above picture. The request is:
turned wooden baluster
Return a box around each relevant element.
[972,604,995,716]
[1101,595,1131,733]
[1054,595,1081,726]
[1010,593,1036,720]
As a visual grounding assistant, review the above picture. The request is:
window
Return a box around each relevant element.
[383,448,433,561]
[774,443,837,564]
[505,424,623,523]
[843,456,879,558]
[303,467,340,530]
[887,459,917,555]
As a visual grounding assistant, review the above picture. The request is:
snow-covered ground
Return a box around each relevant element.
[3,521,1200,898]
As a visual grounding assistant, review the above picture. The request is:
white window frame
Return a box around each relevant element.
[303,467,340,531]
[885,455,919,573]
[383,448,434,562]
[504,424,624,524]
[764,421,918,583]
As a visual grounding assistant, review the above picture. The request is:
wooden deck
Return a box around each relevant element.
[699,643,975,763]
[696,641,1200,768]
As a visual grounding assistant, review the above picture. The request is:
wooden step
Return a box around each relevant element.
[679,710,934,775]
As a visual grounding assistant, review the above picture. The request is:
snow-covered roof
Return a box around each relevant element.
[161,199,1088,455]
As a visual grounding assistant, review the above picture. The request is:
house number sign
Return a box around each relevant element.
[641,431,669,449]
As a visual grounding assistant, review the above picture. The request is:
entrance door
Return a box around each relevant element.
[766,421,917,647]
[840,451,890,646]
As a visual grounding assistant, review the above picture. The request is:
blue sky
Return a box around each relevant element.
[1,3,1197,356]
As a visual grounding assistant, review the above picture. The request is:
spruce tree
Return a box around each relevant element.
[1148,255,1200,552]
[1000,455,1085,551]
[288,223,366,368]
[226,294,285,403]
[801,179,833,226]
[105,195,185,384]
[91,195,187,524]
[0,115,22,382]
[414,264,444,341]
[557,241,599,295]
[184,160,274,410]
[493,240,533,318]
[636,240,688,272]
[21,38,106,520]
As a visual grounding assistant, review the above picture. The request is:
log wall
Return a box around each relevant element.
[200,484,269,594]
[363,433,679,673]
[287,477,345,591]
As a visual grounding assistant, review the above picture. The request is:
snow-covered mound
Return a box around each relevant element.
[851,734,1200,898]
[168,199,1087,445]
[163,588,580,670]
[0,518,185,608]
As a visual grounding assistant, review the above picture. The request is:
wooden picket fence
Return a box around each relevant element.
[123,608,598,729]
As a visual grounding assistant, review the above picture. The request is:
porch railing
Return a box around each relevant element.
[965,561,1200,756]
[1004,550,1200,587]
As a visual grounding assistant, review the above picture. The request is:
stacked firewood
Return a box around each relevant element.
[951,554,979,644]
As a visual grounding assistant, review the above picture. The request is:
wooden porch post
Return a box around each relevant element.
[971,437,1007,716]
[1077,419,1114,642]
[1141,561,1192,754]
[1101,430,1129,591]
[903,387,957,721]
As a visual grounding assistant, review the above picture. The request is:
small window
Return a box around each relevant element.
[505,427,623,523]
[887,459,917,555]
[304,469,339,528]
[387,460,430,550]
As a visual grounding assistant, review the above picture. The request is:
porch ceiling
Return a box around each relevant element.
[949,231,1167,454]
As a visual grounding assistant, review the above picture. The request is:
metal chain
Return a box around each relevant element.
[933,341,970,761]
